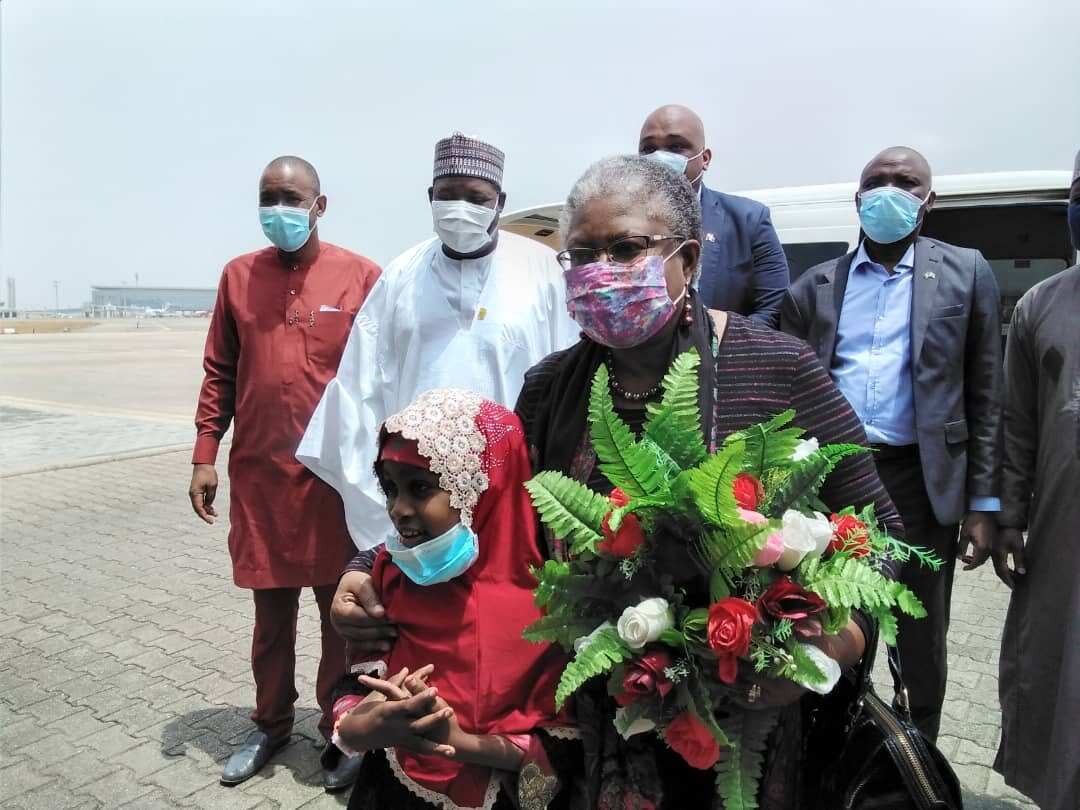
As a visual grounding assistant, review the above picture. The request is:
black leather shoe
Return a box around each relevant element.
[322,742,364,792]
[220,730,289,785]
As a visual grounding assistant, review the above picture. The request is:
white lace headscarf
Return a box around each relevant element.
[382,388,491,528]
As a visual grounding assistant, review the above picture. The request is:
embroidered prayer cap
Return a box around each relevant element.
[432,132,505,189]
[382,389,490,528]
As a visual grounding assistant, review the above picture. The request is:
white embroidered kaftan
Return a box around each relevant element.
[296,231,578,550]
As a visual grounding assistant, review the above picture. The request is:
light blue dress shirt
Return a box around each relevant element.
[833,241,998,513]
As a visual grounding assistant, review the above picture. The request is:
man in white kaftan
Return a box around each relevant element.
[297,133,577,550]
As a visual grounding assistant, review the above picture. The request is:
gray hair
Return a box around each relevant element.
[560,155,702,248]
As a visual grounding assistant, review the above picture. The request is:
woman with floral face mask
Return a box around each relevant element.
[514,156,906,809]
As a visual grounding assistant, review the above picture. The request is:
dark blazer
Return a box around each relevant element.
[697,186,790,328]
[780,236,1003,526]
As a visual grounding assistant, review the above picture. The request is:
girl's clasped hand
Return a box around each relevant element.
[337,664,459,757]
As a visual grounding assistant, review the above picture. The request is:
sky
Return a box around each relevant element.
[2,0,1079,309]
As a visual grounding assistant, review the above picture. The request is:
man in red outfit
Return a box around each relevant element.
[189,155,381,790]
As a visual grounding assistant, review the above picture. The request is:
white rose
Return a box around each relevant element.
[614,707,657,739]
[794,643,842,695]
[791,437,820,462]
[573,621,614,656]
[616,597,674,650]
[802,511,835,560]
[777,509,831,571]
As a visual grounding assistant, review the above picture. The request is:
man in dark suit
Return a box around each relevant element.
[781,146,1003,740]
[638,104,790,326]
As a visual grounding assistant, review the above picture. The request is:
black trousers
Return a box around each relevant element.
[873,446,959,742]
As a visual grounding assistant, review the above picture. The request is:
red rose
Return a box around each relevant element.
[829,513,870,558]
[599,489,645,558]
[665,711,721,770]
[732,473,765,511]
[756,576,827,622]
[614,649,674,707]
[707,598,759,684]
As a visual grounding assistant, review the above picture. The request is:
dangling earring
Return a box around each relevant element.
[681,292,693,328]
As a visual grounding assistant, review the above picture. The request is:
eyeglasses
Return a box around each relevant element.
[556,234,682,271]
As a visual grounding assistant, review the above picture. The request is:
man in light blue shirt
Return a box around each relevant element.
[782,146,1003,740]
[834,241,1002,511]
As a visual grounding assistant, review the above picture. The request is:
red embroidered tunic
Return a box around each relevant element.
[194,242,381,588]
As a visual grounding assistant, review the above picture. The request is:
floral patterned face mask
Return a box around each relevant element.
[564,248,687,349]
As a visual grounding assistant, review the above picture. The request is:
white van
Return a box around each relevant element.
[500,170,1076,330]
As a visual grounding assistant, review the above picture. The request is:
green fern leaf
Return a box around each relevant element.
[530,560,572,609]
[874,608,899,646]
[710,569,732,601]
[525,472,609,555]
[821,443,871,465]
[700,520,773,573]
[681,675,731,748]
[895,586,927,619]
[762,454,831,516]
[522,614,603,648]
[803,556,897,612]
[715,708,781,810]
[530,559,629,617]
[821,604,852,635]
[772,619,793,643]
[782,643,827,687]
[589,366,671,498]
[643,350,707,470]
[726,409,804,477]
[687,440,745,527]
[555,627,631,710]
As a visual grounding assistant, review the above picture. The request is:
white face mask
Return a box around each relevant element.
[431,200,499,254]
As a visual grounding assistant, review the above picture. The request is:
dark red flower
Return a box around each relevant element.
[829,513,870,558]
[665,711,722,770]
[706,598,759,684]
[599,489,645,558]
[614,649,674,707]
[756,576,827,622]
[732,473,765,511]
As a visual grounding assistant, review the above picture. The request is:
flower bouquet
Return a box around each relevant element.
[523,350,941,809]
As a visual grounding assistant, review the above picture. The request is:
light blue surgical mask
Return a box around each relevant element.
[857,186,929,245]
[259,198,319,252]
[645,149,706,185]
[385,523,479,586]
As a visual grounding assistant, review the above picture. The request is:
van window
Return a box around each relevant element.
[781,242,850,281]
[921,203,1073,327]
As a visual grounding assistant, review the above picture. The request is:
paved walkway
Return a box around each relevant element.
[0,322,212,476]
[0,450,1037,808]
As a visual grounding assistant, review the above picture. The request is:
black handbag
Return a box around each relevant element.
[809,627,963,809]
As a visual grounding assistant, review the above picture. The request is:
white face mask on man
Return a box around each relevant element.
[431,200,499,254]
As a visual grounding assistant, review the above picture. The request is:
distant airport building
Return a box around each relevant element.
[88,284,217,317]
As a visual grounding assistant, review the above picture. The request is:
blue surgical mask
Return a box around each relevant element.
[1068,201,1080,254]
[857,186,928,245]
[259,198,319,252]
[645,149,706,185]
[385,523,479,586]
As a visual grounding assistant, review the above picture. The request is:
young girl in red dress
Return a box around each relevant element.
[331,389,581,810]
